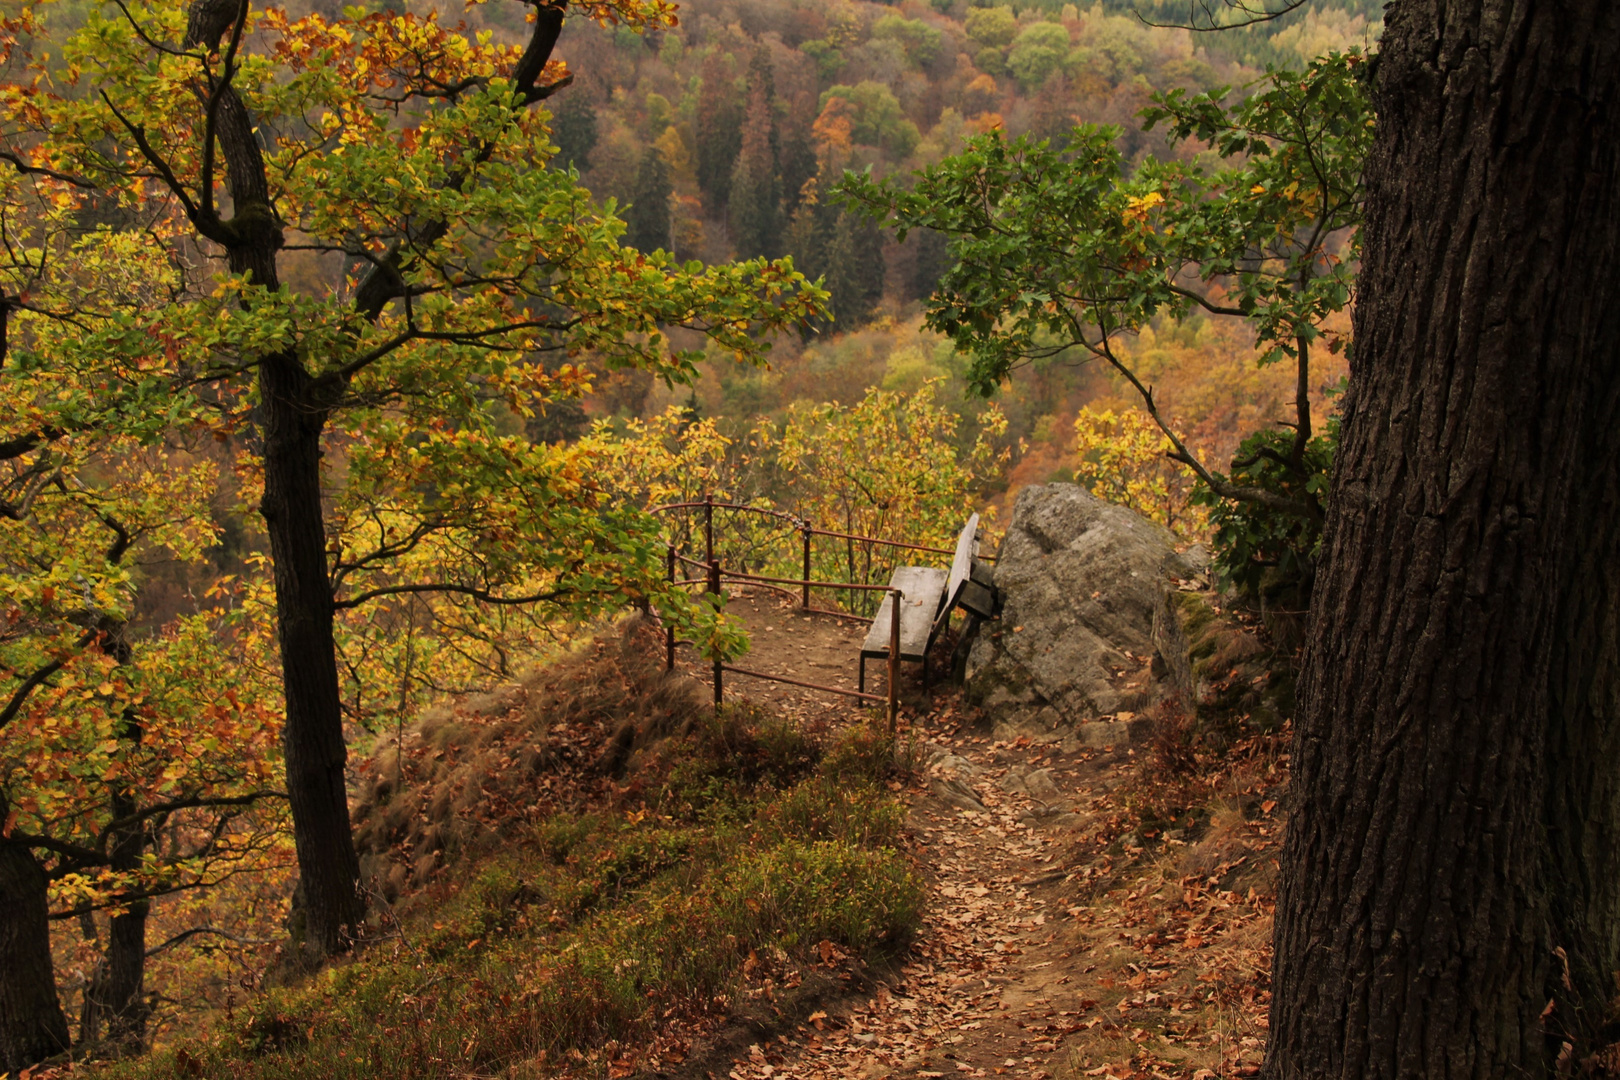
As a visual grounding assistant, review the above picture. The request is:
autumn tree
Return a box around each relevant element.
[3,0,820,967]
[842,55,1367,595]
[0,207,286,1067]
[1266,3,1620,1075]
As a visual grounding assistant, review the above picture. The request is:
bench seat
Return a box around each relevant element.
[858,566,947,692]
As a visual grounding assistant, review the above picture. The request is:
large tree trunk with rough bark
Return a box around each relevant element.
[258,355,364,956]
[0,827,71,1073]
[1265,2,1620,1077]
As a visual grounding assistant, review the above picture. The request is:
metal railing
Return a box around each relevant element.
[654,493,954,732]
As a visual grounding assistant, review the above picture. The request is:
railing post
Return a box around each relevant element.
[801,524,812,610]
[708,557,723,711]
[666,544,677,672]
[888,587,900,735]
[703,491,714,566]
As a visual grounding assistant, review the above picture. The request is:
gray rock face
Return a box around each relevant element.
[966,484,1200,737]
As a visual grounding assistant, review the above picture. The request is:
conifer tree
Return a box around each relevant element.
[729,81,782,260]
[550,86,599,171]
[783,182,829,284]
[746,45,780,166]
[911,227,951,302]
[778,122,818,216]
[695,50,743,215]
[625,148,673,254]
[824,209,885,327]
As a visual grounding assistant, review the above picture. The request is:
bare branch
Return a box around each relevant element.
[334,582,570,611]
[1165,281,1248,318]
[1134,0,1309,32]
[96,790,287,848]
[146,926,277,957]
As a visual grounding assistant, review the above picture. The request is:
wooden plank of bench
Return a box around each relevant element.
[933,513,979,643]
[860,566,948,662]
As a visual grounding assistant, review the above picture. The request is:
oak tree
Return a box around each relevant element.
[842,55,1367,595]
[1267,3,1620,1075]
[4,0,819,965]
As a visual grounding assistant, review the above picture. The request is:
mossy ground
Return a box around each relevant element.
[90,645,920,1080]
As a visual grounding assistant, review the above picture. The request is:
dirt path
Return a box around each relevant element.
[682,588,1280,1080]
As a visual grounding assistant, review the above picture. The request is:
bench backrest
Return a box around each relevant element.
[926,513,980,649]
[943,513,979,613]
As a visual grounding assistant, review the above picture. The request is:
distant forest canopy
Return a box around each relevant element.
[529,0,1369,515]
[545,0,1381,268]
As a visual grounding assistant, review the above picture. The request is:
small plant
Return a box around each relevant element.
[1193,418,1337,601]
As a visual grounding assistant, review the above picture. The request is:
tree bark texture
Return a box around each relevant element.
[78,790,150,1052]
[190,9,365,953]
[1267,3,1620,1078]
[257,355,363,956]
[0,828,71,1073]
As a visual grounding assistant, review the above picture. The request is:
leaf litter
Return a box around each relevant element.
[673,590,1287,1080]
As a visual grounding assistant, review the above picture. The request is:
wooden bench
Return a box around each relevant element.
[858,515,982,692]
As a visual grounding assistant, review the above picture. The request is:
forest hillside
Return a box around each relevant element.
[0,0,1381,1076]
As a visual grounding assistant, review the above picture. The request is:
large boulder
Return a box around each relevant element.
[965,483,1202,739]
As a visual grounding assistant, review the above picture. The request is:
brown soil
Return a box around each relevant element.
[674,587,1283,1080]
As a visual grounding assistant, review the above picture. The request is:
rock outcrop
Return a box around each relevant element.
[965,484,1204,741]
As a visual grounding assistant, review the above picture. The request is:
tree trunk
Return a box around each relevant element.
[185,16,366,954]
[0,827,71,1073]
[79,905,149,1053]
[258,353,364,957]
[78,791,149,1054]
[1266,3,1620,1078]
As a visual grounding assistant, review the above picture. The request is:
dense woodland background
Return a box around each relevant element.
[0,0,1381,1069]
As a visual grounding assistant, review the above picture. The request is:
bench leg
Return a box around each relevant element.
[951,614,982,685]
[859,655,866,694]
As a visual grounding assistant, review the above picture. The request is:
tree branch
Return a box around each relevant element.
[95,791,287,848]
[11,831,105,866]
[1088,323,1315,517]
[1165,281,1248,318]
[1290,331,1312,465]
[349,1,571,323]
[197,0,253,229]
[0,151,95,189]
[1134,0,1309,31]
[98,92,214,238]
[333,581,569,611]
[0,636,93,734]
[146,925,276,957]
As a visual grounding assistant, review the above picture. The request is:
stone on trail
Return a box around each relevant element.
[965,483,1204,740]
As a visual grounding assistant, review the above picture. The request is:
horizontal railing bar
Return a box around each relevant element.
[650,500,807,526]
[720,664,886,703]
[803,605,871,621]
[803,527,954,556]
[721,569,899,594]
[652,500,973,558]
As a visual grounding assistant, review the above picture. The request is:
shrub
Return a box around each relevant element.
[1193,419,1336,602]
